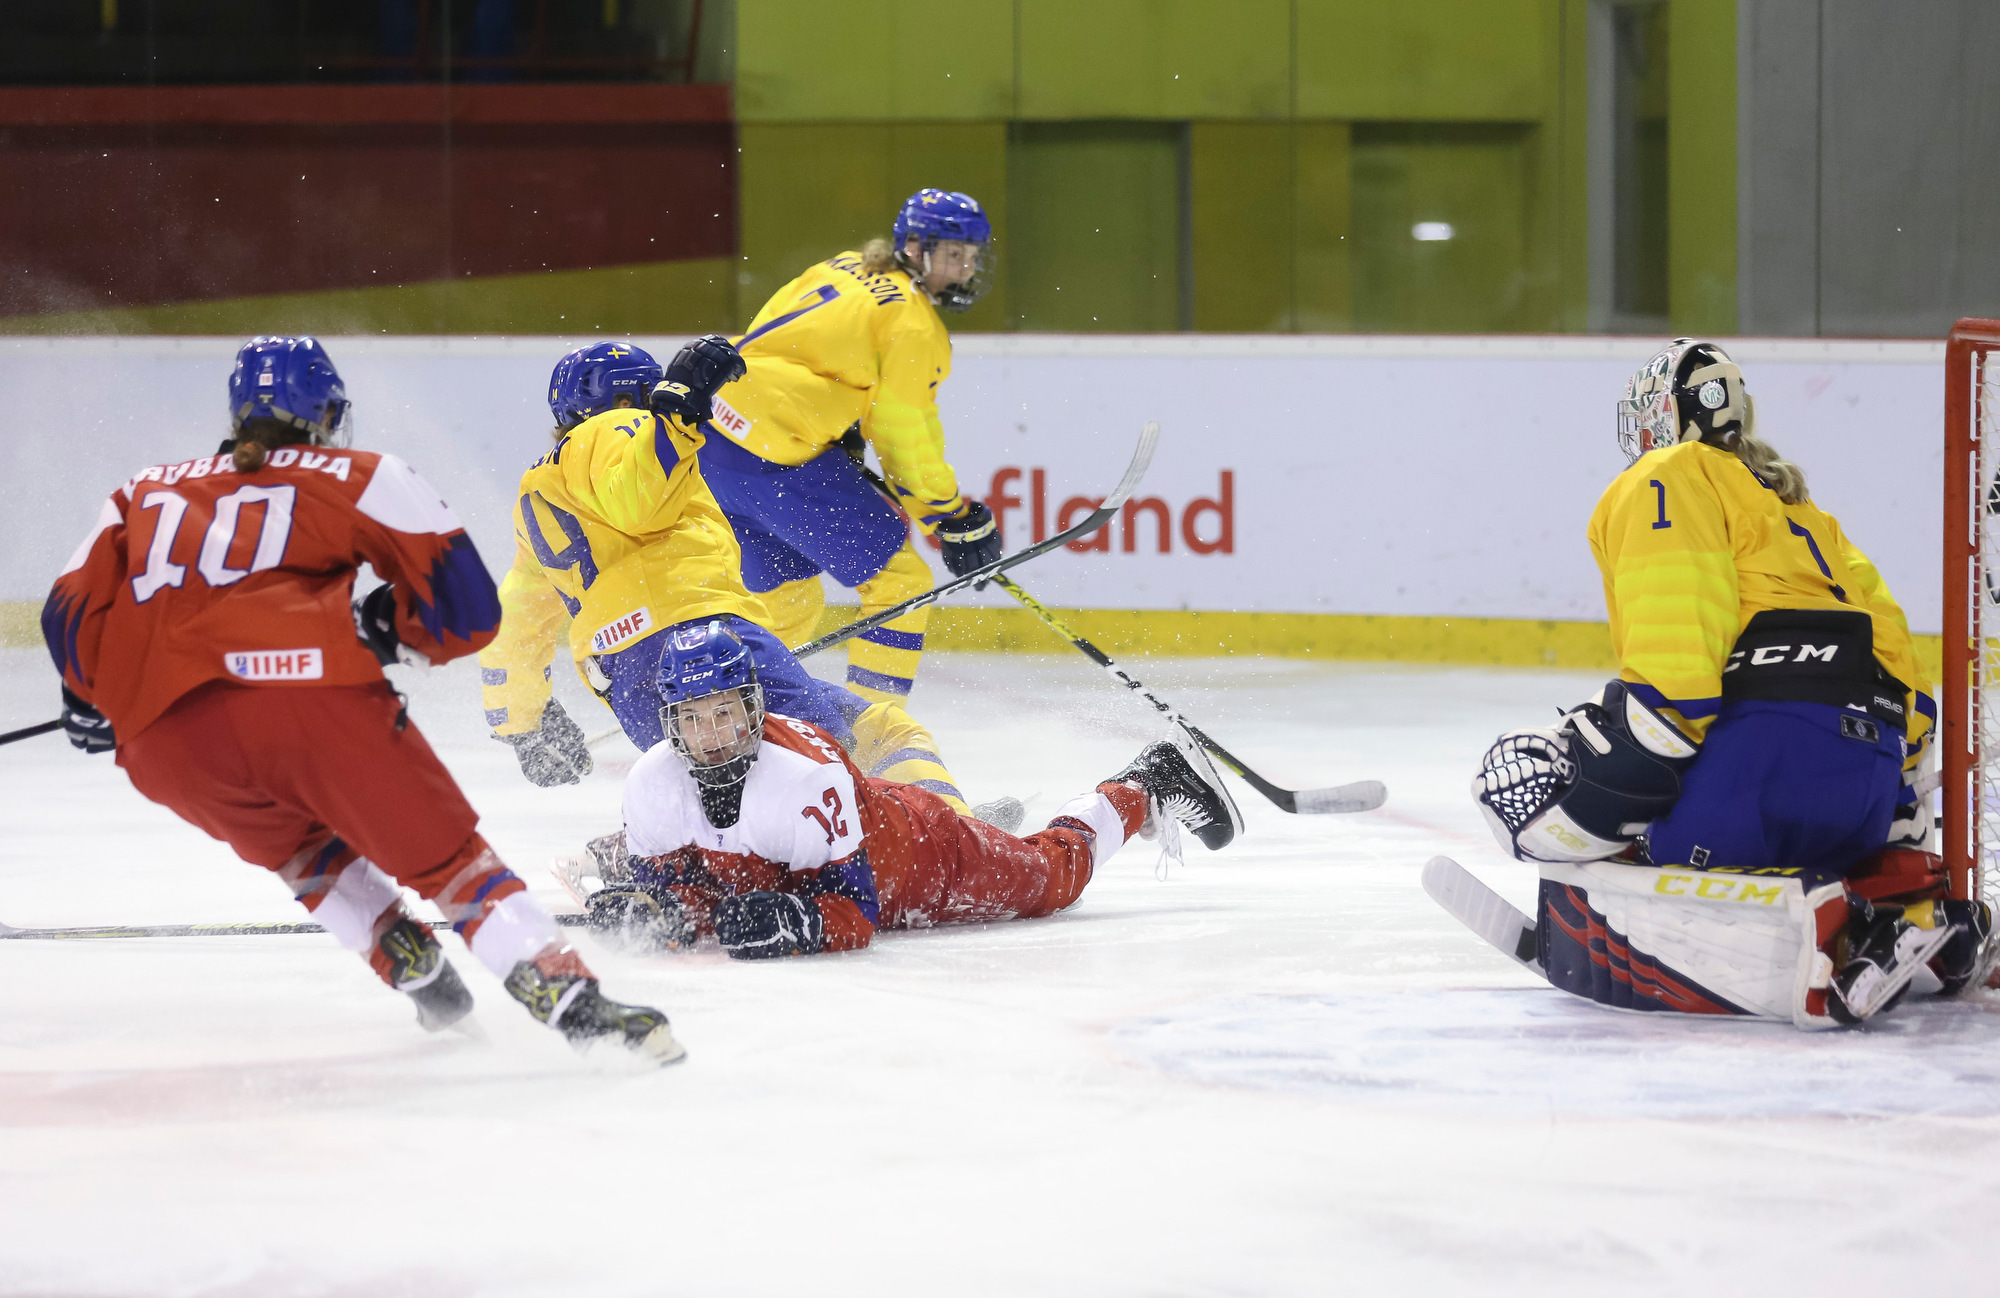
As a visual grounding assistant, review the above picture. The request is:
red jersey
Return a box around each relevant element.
[43,445,502,740]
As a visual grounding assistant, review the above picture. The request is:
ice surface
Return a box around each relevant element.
[4,647,1998,1296]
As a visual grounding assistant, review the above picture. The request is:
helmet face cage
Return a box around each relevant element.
[662,682,766,788]
[906,238,995,313]
[1615,337,1703,464]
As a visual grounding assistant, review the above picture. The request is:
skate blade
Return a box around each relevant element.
[1844,925,1959,1020]
[1167,725,1242,849]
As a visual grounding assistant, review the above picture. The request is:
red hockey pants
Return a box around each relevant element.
[117,681,528,971]
[865,779,1144,927]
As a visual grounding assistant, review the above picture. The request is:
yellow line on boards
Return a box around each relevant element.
[0,599,1945,686]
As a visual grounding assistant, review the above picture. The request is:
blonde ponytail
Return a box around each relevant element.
[860,237,899,275]
[1715,400,1810,504]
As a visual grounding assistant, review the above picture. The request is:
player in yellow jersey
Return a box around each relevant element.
[477,337,973,813]
[1469,339,1990,1025]
[693,188,1002,706]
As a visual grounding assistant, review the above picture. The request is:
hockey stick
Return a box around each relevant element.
[0,913,592,940]
[0,719,61,747]
[1420,856,1543,973]
[793,421,1160,660]
[990,573,1386,815]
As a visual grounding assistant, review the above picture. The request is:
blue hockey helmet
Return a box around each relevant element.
[891,188,994,313]
[228,336,351,445]
[893,188,992,247]
[548,341,664,432]
[658,619,766,788]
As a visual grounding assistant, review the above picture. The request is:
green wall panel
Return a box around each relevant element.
[1668,0,1737,334]
[1295,121,1355,331]
[736,0,1014,121]
[1190,123,1292,331]
[1017,0,1292,120]
[1188,121,1353,332]
[1007,122,1183,331]
[737,122,1009,331]
[1298,0,1549,121]
[1350,124,1542,332]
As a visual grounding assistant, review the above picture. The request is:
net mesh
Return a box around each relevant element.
[1975,349,2000,916]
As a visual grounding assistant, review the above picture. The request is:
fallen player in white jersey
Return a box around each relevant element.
[556,620,1238,958]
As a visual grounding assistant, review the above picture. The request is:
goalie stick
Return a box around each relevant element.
[1420,855,1543,973]
[793,421,1160,660]
[0,913,591,940]
[990,573,1385,815]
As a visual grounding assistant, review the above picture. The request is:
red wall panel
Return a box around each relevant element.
[0,86,735,316]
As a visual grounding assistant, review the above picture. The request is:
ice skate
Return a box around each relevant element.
[1828,900,1957,1024]
[1113,737,1240,851]
[503,946,686,1065]
[376,916,475,1032]
[1931,898,1996,996]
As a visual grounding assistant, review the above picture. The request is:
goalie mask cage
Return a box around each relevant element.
[1943,317,2000,912]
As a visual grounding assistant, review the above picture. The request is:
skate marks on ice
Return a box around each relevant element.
[1109,990,2000,1118]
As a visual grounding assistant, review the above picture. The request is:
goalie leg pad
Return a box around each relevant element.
[1535,860,1851,1030]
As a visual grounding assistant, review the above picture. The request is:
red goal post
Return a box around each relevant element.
[1942,317,2000,907]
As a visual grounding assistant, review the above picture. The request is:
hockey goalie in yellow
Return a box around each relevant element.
[1468,339,1982,1031]
[477,337,970,813]
[694,188,1003,706]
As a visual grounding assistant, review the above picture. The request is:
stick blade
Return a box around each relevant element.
[1291,780,1387,814]
[1101,421,1160,513]
[1420,855,1542,972]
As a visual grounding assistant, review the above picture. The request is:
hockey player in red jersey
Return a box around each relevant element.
[41,336,683,1062]
[568,620,1236,959]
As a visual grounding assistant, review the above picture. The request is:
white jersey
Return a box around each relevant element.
[623,713,866,872]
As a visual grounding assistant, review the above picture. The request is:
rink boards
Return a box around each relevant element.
[0,334,1946,655]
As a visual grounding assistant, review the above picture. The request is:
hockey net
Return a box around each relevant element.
[1943,318,2000,915]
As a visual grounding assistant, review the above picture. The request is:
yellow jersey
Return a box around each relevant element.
[479,405,769,735]
[1588,440,1931,768]
[711,251,964,525]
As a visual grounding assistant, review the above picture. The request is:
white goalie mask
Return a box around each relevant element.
[1617,338,1753,464]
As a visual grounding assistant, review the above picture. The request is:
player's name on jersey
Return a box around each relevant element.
[122,448,355,497]
[225,648,325,681]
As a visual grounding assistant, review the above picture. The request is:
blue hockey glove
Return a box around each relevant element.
[586,885,695,954]
[61,686,115,755]
[935,499,1002,577]
[713,891,824,960]
[495,698,594,787]
[352,583,400,667]
[650,334,746,425]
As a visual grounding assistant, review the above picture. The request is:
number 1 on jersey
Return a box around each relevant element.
[1649,479,1671,530]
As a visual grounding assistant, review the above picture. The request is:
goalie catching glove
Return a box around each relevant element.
[1474,680,1697,864]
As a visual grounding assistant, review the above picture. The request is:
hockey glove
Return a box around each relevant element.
[495,698,594,787]
[586,885,696,955]
[352,583,401,667]
[60,686,115,755]
[649,334,746,425]
[935,499,1002,577]
[713,890,824,960]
